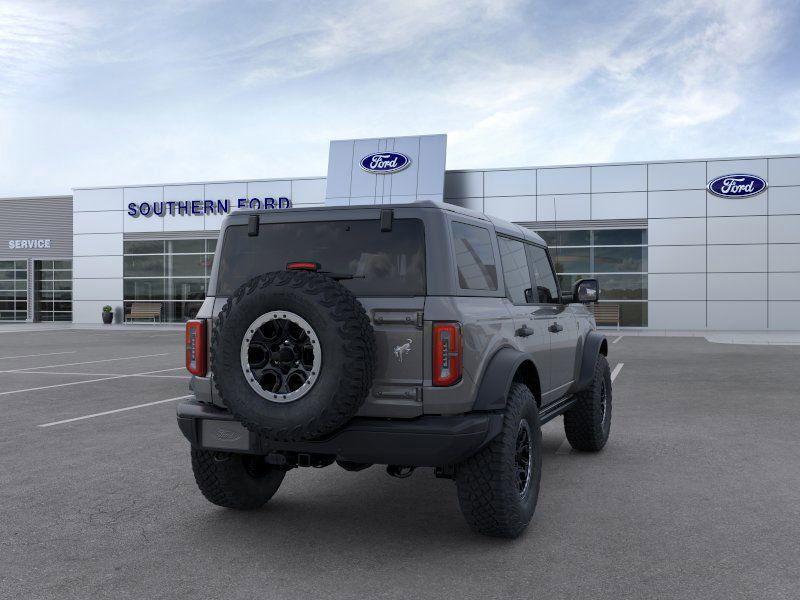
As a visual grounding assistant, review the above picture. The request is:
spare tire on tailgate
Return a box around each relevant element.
[211,270,376,442]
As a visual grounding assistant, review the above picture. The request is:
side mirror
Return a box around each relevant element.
[573,278,600,303]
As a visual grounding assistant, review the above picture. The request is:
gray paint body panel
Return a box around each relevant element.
[196,202,595,418]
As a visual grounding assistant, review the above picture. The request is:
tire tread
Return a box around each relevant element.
[564,354,612,452]
[455,383,541,538]
[191,448,284,510]
[210,271,376,442]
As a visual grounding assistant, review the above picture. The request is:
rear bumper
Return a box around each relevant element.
[176,400,503,467]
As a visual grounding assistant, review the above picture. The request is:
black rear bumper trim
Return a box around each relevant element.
[177,400,503,467]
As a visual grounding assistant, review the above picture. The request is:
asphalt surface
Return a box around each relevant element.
[0,328,798,600]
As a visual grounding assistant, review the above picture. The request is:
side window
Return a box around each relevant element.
[451,222,498,291]
[498,237,533,304]
[525,244,560,304]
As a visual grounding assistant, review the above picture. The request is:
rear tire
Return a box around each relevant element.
[191,448,285,510]
[564,354,612,452]
[455,383,541,538]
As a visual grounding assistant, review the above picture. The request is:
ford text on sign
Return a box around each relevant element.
[127,197,292,217]
[707,174,767,198]
[359,152,411,174]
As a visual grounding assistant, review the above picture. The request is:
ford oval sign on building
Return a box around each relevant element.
[707,174,768,198]
[360,152,411,174]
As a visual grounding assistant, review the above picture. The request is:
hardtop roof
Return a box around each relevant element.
[235,200,546,246]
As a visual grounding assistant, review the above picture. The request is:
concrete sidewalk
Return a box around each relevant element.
[598,327,800,345]
[0,322,184,333]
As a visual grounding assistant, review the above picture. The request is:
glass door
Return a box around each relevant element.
[0,260,28,321]
[35,260,73,322]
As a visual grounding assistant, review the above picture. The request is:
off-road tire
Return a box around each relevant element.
[455,383,541,538]
[564,353,612,452]
[211,270,376,442]
[191,448,285,510]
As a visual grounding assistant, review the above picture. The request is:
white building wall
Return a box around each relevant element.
[447,154,800,331]
[72,154,800,330]
[72,177,326,323]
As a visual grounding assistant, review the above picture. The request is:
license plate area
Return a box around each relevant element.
[200,419,252,451]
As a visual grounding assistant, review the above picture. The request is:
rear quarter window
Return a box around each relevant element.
[451,222,498,291]
[216,218,426,297]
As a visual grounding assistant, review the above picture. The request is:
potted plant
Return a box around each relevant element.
[102,305,114,324]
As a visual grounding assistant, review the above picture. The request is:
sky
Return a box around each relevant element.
[0,0,799,197]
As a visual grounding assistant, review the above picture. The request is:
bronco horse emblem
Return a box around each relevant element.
[393,338,413,362]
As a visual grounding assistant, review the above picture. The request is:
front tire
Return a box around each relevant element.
[564,353,612,452]
[191,448,285,510]
[455,383,541,538]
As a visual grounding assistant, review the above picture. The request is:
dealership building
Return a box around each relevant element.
[1,134,799,330]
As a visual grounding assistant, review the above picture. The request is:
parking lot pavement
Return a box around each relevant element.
[1,330,798,600]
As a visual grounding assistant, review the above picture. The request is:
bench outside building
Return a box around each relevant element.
[591,303,621,330]
[125,302,162,323]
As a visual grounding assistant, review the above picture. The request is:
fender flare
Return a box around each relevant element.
[472,347,536,411]
[575,331,608,391]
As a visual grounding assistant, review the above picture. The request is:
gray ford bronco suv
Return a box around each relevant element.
[178,200,611,538]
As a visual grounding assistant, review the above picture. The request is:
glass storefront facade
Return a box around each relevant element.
[120,231,647,326]
[535,228,648,327]
[122,238,216,322]
[0,260,28,321]
[35,260,72,321]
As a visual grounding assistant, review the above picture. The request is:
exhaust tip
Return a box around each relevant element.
[386,465,415,479]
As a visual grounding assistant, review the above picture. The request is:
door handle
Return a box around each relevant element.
[515,325,534,338]
[548,322,563,333]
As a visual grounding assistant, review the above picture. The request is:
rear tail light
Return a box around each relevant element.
[186,319,207,376]
[433,322,462,386]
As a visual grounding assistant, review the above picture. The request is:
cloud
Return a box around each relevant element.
[445,0,785,167]
[0,0,796,196]
[240,0,519,85]
[0,1,89,99]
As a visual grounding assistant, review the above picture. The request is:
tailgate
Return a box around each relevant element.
[357,297,425,418]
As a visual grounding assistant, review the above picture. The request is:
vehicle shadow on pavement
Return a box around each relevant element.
[182,466,529,551]
[178,428,569,556]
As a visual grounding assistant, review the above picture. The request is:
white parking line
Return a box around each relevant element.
[611,362,624,381]
[7,369,189,379]
[0,367,185,397]
[0,351,77,360]
[38,395,193,427]
[556,362,624,455]
[0,353,172,373]
[611,336,623,344]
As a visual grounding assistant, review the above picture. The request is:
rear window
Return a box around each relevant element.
[216,219,426,296]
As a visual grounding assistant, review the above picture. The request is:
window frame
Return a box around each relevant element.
[122,237,216,315]
[535,226,649,326]
[525,242,563,305]
[497,235,535,306]
[216,219,427,298]
[449,220,500,295]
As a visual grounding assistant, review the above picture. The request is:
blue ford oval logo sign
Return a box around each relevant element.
[707,174,767,198]
[360,152,411,174]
